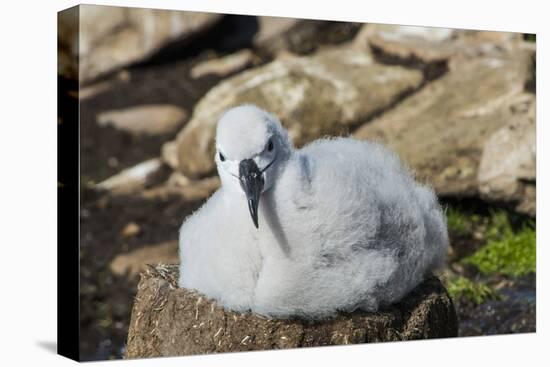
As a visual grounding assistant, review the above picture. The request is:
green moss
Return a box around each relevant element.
[464,226,535,276]
[463,211,536,277]
[524,34,536,42]
[446,276,500,305]
[484,210,513,241]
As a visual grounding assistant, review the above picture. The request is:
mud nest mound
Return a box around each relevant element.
[126,264,458,358]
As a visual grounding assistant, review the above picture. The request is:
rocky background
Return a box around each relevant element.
[60,5,536,361]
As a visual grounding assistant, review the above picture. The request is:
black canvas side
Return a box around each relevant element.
[57,5,80,362]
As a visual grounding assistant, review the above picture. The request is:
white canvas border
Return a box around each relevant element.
[0,0,546,366]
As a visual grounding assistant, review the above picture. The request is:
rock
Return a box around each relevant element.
[121,222,141,238]
[141,173,220,202]
[57,6,79,79]
[110,241,179,280]
[516,185,536,217]
[95,158,163,195]
[354,49,534,198]
[190,49,256,79]
[75,4,221,82]
[253,16,299,52]
[355,24,523,65]
[78,70,132,100]
[97,104,187,136]
[254,18,362,57]
[355,24,454,63]
[478,95,536,216]
[78,80,114,100]
[126,265,457,358]
[459,295,536,336]
[174,47,423,177]
[161,141,179,170]
[456,274,535,336]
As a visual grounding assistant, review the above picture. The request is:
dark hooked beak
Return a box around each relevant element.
[239,159,264,229]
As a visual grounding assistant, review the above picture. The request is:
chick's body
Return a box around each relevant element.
[179,105,448,320]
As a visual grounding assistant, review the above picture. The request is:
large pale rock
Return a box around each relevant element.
[478,96,536,216]
[73,5,221,82]
[175,48,423,177]
[141,173,220,202]
[355,24,523,65]
[354,49,534,198]
[126,265,457,358]
[97,104,187,136]
[110,241,179,280]
[95,158,163,195]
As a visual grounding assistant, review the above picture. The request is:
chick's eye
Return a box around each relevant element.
[267,139,274,152]
[219,152,225,162]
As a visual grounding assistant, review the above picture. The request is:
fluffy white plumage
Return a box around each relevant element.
[179,104,448,320]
